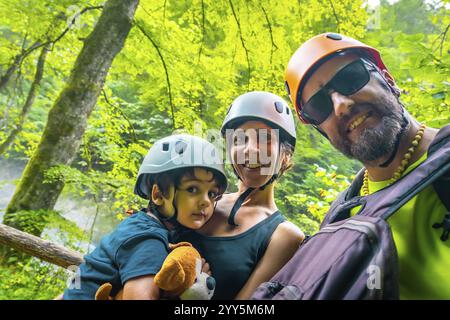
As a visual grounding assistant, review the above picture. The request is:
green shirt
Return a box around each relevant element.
[351,152,450,299]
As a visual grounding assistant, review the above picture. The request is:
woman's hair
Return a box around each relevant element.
[145,167,227,210]
[278,140,295,178]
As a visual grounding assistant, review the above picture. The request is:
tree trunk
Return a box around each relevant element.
[4,0,139,218]
[0,223,83,268]
[1,0,139,262]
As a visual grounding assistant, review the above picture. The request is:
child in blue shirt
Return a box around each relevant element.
[63,134,227,299]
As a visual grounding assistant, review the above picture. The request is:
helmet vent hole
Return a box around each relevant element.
[175,141,187,154]
[286,107,290,115]
[326,33,342,40]
[162,143,169,151]
[274,101,284,113]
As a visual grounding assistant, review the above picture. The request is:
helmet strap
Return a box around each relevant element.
[227,186,255,226]
[149,190,189,231]
[314,125,329,140]
[378,107,409,168]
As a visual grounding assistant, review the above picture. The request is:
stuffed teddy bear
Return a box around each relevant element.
[95,242,215,300]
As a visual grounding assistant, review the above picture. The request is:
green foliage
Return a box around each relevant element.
[0,259,68,300]
[0,208,87,299]
[364,0,450,128]
[2,209,55,236]
[277,162,353,235]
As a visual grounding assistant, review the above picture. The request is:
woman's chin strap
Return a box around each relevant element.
[227,173,279,226]
[227,187,254,226]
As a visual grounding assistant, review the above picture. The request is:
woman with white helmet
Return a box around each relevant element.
[173,92,305,299]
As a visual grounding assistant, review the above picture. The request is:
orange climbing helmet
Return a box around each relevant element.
[284,32,388,124]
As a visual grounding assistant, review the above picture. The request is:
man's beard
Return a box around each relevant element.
[331,97,407,163]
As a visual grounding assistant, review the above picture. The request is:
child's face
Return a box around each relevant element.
[172,168,220,229]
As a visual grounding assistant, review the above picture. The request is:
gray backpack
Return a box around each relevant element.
[251,125,450,300]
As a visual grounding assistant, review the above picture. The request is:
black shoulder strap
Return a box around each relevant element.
[429,125,450,211]
[433,169,450,212]
[345,168,365,200]
[321,168,365,227]
[428,124,450,155]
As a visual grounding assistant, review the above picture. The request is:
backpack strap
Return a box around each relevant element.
[379,125,450,220]
[384,125,450,216]
[321,169,365,227]
[428,124,450,154]
[432,169,450,241]
[429,126,450,211]
[433,169,450,211]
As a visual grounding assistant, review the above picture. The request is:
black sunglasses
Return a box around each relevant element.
[298,59,375,125]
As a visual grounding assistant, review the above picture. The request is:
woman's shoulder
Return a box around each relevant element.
[272,220,305,245]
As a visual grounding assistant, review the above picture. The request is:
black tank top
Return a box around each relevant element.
[171,211,285,299]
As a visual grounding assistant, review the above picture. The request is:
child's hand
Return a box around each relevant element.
[201,258,212,276]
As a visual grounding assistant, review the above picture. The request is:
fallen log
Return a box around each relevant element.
[0,223,84,268]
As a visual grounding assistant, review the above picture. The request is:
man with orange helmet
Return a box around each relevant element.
[284,33,450,299]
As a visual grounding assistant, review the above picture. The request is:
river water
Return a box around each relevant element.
[0,158,119,252]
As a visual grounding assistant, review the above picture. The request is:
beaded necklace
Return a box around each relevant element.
[362,124,426,196]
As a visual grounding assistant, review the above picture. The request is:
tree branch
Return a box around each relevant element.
[327,0,341,33]
[0,223,84,269]
[101,90,138,143]
[51,6,104,47]
[229,0,251,91]
[1,72,22,129]
[261,4,278,66]
[0,6,103,92]
[197,0,206,62]
[87,195,100,254]
[135,21,176,130]
[432,23,450,57]
[0,44,50,156]
[0,42,39,92]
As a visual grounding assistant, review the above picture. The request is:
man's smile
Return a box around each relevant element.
[347,111,373,133]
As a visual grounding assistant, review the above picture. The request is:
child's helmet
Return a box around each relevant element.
[134,134,227,199]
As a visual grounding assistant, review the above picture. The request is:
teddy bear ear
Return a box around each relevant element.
[95,283,113,300]
[154,258,186,291]
[168,242,193,250]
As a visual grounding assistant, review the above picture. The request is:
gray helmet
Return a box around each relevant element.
[134,134,228,199]
[221,91,296,148]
